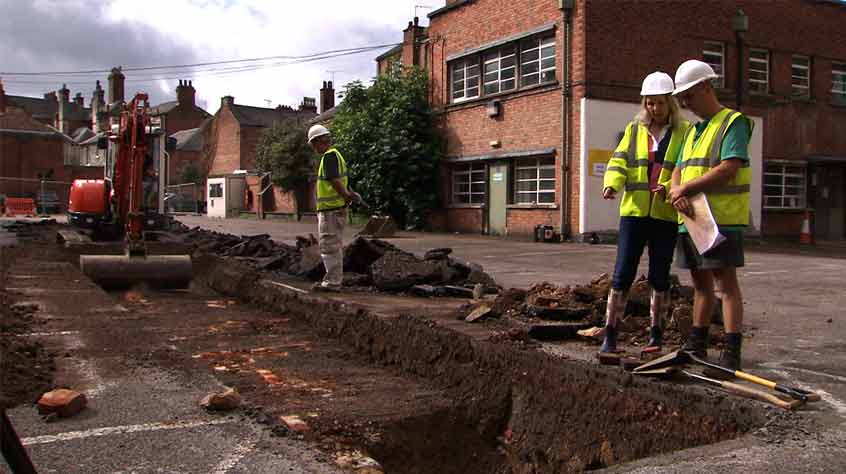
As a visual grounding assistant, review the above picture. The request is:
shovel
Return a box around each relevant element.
[633,350,821,403]
[634,367,803,410]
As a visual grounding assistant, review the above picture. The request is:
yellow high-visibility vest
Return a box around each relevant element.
[316,147,348,211]
[673,108,752,226]
[603,120,689,222]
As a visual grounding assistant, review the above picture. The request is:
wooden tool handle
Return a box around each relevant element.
[721,381,801,410]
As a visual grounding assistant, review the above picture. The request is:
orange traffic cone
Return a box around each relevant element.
[799,209,814,245]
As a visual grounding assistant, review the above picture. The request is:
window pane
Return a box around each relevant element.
[538,192,555,203]
[518,181,537,192]
[471,183,485,193]
[539,180,555,191]
[517,168,536,180]
[522,61,539,75]
[502,67,515,80]
[541,57,555,70]
[539,168,555,179]
[541,70,556,83]
[522,49,539,62]
[522,74,539,87]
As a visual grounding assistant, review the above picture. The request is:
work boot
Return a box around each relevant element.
[311,282,341,293]
[681,326,709,359]
[646,326,662,350]
[599,288,627,353]
[600,325,617,353]
[704,333,742,379]
[647,289,670,350]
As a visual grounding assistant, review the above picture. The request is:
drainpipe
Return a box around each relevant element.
[560,0,574,240]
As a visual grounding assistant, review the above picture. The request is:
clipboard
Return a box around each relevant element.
[681,193,726,255]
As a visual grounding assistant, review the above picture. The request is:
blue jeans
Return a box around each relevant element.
[612,216,678,291]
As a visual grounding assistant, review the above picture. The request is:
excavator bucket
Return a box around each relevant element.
[80,254,193,290]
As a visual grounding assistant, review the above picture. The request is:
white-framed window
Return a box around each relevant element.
[703,41,725,88]
[448,33,556,103]
[749,49,770,95]
[514,157,555,204]
[763,163,806,209]
[791,55,811,98]
[209,183,223,198]
[832,62,846,105]
[451,57,480,103]
[452,163,486,205]
[520,35,556,87]
[483,46,517,95]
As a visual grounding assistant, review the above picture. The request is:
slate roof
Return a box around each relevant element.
[170,127,204,152]
[310,106,337,124]
[227,104,301,127]
[6,94,91,122]
[151,100,178,115]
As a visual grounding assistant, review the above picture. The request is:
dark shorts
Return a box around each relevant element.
[675,231,744,270]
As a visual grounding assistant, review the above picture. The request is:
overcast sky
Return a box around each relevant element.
[0,0,436,113]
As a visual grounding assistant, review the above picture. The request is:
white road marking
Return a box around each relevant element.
[22,418,232,446]
[743,270,789,276]
[762,363,846,415]
[211,441,255,474]
[23,330,80,337]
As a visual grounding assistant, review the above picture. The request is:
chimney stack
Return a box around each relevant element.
[319,81,335,113]
[58,84,71,133]
[0,79,6,114]
[221,95,235,108]
[108,67,125,104]
[299,97,317,114]
[176,79,196,107]
[91,80,106,132]
[74,92,84,107]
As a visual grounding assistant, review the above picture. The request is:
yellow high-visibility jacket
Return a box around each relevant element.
[670,108,752,226]
[603,120,690,222]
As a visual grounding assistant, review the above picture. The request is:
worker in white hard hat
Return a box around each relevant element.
[307,124,362,292]
[599,72,690,354]
[665,59,754,374]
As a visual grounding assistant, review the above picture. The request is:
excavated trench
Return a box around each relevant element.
[198,255,768,473]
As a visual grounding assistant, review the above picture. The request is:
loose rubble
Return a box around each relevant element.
[463,273,728,347]
[179,225,498,295]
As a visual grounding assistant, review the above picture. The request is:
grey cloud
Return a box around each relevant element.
[0,0,201,105]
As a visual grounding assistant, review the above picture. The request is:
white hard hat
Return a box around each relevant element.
[672,60,718,95]
[640,72,675,96]
[307,124,330,143]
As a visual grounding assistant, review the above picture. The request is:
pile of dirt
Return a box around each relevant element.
[0,286,54,409]
[179,226,497,294]
[462,273,726,348]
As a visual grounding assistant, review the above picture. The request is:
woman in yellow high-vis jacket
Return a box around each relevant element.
[599,72,690,354]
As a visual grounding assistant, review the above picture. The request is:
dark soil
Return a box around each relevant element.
[0,249,56,410]
[2,221,778,473]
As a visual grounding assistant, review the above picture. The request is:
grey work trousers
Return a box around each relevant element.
[318,208,346,286]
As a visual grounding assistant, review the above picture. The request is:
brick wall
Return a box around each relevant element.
[239,126,264,171]
[583,0,846,237]
[429,0,846,238]
[208,106,241,176]
[444,207,484,233]
[428,0,582,235]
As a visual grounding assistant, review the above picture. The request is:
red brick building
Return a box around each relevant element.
[398,0,846,241]
[204,95,318,216]
[0,80,102,208]
[151,80,211,183]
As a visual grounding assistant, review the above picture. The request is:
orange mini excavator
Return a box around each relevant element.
[66,93,192,289]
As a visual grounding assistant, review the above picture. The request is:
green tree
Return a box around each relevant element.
[254,119,315,192]
[179,162,202,185]
[331,67,441,229]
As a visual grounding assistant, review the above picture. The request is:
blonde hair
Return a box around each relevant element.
[634,94,681,129]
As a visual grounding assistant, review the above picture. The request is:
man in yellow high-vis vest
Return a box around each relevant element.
[667,60,752,374]
[307,124,361,292]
